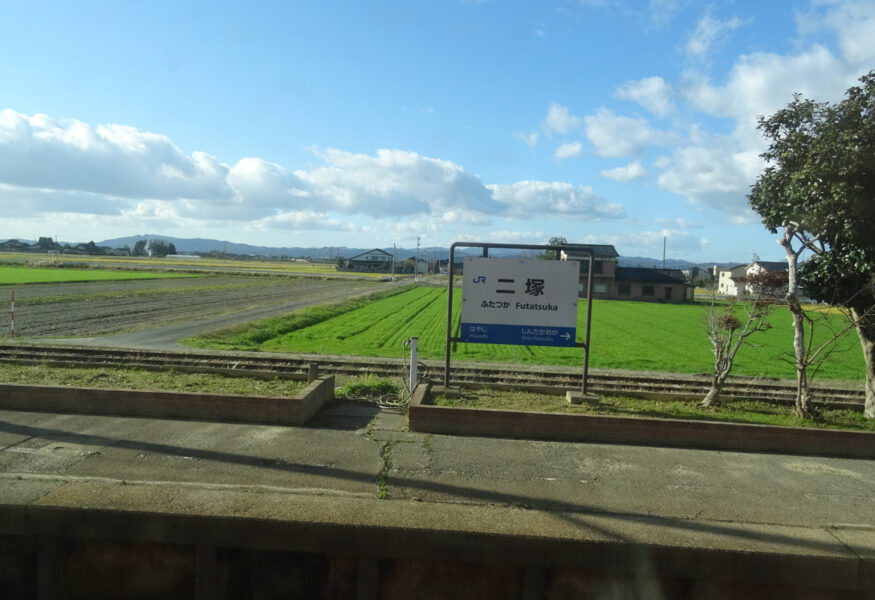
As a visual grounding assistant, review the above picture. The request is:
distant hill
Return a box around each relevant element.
[95,234,495,261]
[97,235,369,258]
[617,256,742,271]
[42,234,746,269]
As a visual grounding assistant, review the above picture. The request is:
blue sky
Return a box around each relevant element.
[1,0,873,261]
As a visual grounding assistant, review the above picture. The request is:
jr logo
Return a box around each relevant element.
[472,276,486,283]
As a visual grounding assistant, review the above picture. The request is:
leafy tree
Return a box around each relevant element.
[131,239,176,257]
[132,240,148,257]
[749,71,875,418]
[539,236,568,260]
[36,236,59,250]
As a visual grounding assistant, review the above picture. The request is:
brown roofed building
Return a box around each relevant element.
[560,243,693,303]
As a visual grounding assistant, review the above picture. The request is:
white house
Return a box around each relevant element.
[717,264,747,295]
[718,260,787,296]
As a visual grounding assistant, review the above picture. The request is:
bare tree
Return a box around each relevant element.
[701,270,784,408]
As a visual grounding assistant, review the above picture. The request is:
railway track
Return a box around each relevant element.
[0,343,865,409]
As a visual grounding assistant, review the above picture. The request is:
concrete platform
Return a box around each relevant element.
[0,402,873,598]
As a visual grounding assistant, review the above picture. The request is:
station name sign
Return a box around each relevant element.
[460,257,579,347]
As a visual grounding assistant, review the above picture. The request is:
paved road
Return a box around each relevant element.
[1,402,873,561]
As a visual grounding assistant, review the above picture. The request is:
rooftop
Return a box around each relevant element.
[615,266,689,284]
[560,243,619,259]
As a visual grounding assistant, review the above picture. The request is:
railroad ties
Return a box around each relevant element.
[0,343,865,410]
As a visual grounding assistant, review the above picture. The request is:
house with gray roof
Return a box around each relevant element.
[718,260,788,297]
[561,243,693,302]
[346,248,394,273]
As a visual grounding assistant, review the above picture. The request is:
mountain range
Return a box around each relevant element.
[4,234,745,271]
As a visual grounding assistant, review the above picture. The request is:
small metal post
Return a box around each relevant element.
[409,336,418,394]
[582,254,594,395]
[444,245,456,387]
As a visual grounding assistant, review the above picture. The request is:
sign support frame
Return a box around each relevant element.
[444,242,594,393]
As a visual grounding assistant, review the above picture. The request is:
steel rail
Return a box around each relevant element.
[0,344,865,409]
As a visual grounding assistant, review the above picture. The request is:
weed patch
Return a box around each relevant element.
[0,363,306,398]
[429,388,874,432]
[335,374,401,401]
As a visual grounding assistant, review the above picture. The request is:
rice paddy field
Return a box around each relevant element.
[0,252,387,278]
[0,265,197,284]
[0,270,381,338]
[188,286,865,381]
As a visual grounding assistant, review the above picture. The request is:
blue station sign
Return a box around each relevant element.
[460,257,579,347]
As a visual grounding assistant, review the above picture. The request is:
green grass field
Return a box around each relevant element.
[0,252,396,279]
[187,286,865,381]
[0,265,198,284]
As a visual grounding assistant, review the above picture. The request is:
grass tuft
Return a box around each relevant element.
[335,374,400,401]
[0,363,305,398]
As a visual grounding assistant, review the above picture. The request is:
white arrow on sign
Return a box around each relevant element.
[560,331,571,341]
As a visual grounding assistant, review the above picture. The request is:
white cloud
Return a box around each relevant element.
[554,142,583,159]
[486,230,549,244]
[686,13,744,58]
[799,0,875,64]
[584,108,676,157]
[516,131,540,146]
[1,109,624,238]
[654,217,701,229]
[254,210,364,232]
[0,183,131,217]
[615,77,673,116]
[543,102,582,134]
[296,148,499,218]
[0,110,232,201]
[489,180,625,220]
[655,1,875,218]
[656,134,763,217]
[658,136,761,214]
[579,228,710,255]
[600,161,646,182]
[648,0,684,28]
[682,46,852,124]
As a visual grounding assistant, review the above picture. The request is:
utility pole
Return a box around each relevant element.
[662,236,666,270]
[416,237,420,277]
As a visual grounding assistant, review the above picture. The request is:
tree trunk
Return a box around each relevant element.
[788,298,816,418]
[852,307,875,419]
[781,228,816,419]
[701,377,725,408]
[701,345,732,408]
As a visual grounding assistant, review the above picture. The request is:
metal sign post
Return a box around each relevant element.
[444,242,594,393]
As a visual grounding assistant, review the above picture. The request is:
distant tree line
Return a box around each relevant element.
[0,237,178,258]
